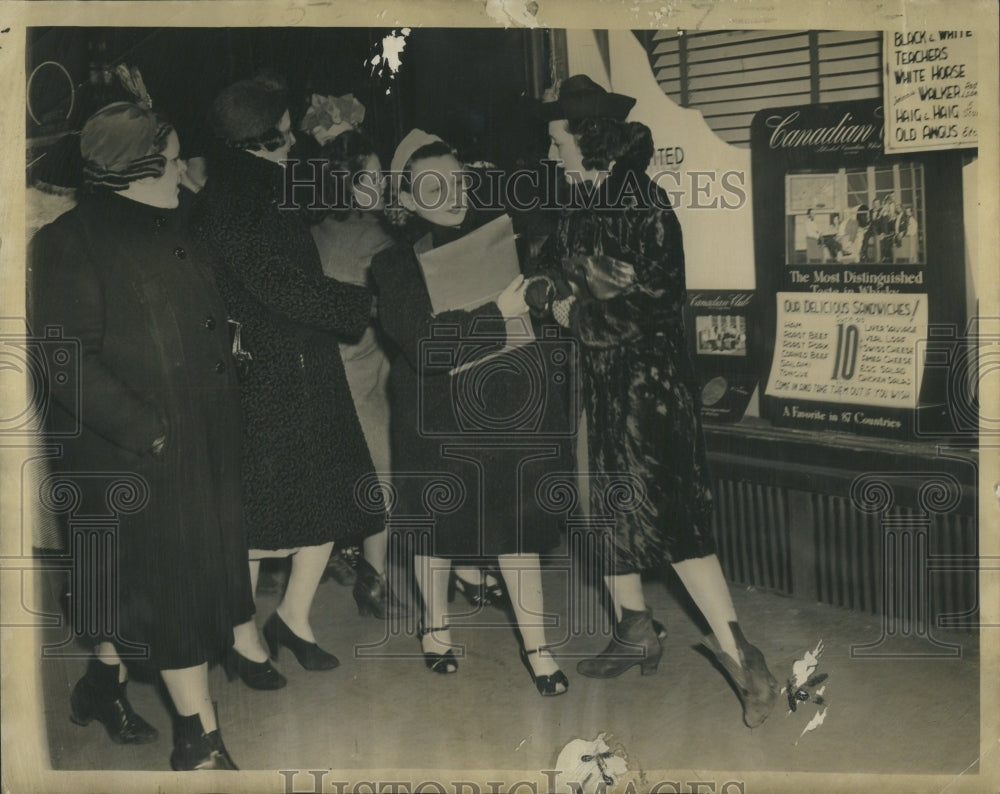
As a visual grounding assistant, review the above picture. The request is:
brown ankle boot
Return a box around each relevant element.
[708,622,778,728]
[576,607,663,678]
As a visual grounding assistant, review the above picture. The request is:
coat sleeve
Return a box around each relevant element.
[570,207,686,350]
[200,199,374,340]
[370,244,506,373]
[27,221,165,456]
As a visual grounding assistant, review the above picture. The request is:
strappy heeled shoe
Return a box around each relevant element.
[448,570,509,610]
[223,646,287,690]
[482,570,510,609]
[448,571,489,608]
[262,611,339,671]
[520,647,569,696]
[418,625,458,674]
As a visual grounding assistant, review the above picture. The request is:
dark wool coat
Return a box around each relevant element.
[540,171,716,573]
[370,218,573,560]
[191,150,384,549]
[27,190,253,669]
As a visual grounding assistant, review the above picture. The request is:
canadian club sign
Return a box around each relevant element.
[750,99,969,440]
[765,110,882,151]
[685,290,757,423]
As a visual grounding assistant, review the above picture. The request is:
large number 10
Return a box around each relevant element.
[830,323,859,380]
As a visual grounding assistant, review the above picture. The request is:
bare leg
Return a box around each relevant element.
[603,572,645,621]
[414,554,454,654]
[453,566,481,585]
[232,559,268,661]
[362,528,388,577]
[671,554,739,661]
[160,664,215,732]
[276,542,334,643]
[498,554,562,683]
[94,641,127,683]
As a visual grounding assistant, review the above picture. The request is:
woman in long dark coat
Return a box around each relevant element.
[28,102,249,769]
[529,76,778,727]
[191,74,384,688]
[370,130,571,695]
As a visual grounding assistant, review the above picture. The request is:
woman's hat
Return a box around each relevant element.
[210,73,288,144]
[301,93,366,145]
[80,102,171,189]
[538,74,636,121]
[389,128,446,177]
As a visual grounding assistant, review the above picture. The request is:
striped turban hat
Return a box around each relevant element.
[80,102,172,190]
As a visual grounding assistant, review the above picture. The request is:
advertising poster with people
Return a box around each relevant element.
[751,99,971,438]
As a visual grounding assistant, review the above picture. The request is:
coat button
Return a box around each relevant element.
[154,216,166,228]
[204,316,217,331]
[174,246,187,259]
[214,361,226,374]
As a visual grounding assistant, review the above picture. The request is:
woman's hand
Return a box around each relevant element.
[495,274,529,319]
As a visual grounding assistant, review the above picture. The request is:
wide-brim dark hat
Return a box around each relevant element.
[538,74,636,121]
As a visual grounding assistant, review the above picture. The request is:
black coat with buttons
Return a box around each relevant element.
[191,149,384,549]
[27,189,254,669]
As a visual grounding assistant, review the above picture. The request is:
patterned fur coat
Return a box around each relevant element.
[537,170,716,573]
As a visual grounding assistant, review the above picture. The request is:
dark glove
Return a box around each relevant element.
[524,276,555,317]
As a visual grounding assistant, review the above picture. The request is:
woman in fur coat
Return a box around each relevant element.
[528,75,779,727]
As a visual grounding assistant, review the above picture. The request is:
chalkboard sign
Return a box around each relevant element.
[751,99,969,440]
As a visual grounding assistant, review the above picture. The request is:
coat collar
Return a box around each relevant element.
[213,148,286,201]
[76,188,185,232]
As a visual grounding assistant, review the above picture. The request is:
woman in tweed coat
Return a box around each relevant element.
[192,74,384,688]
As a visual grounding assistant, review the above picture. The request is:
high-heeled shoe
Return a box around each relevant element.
[447,571,488,608]
[576,607,663,678]
[262,611,339,671]
[69,661,159,745]
[482,570,510,609]
[448,570,509,610]
[520,647,569,696]
[353,558,407,619]
[170,713,238,771]
[704,621,778,728]
[223,647,287,690]
[418,625,458,674]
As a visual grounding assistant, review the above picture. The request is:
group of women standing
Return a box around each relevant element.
[29,69,778,772]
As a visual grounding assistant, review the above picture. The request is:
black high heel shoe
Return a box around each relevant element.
[448,570,509,610]
[520,647,569,697]
[262,611,339,671]
[353,558,407,619]
[223,647,287,690]
[448,571,488,608]
[482,570,510,609]
[418,625,458,674]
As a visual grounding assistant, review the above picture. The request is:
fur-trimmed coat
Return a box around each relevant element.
[192,150,384,549]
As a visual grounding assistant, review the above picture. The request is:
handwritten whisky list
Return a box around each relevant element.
[766,293,928,410]
[884,30,978,153]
